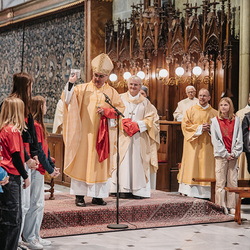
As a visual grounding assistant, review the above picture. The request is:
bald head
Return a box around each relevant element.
[198,88,211,107]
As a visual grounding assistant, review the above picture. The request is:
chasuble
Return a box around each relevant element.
[173,97,198,121]
[178,104,217,198]
[110,92,160,197]
[62,81,125,197]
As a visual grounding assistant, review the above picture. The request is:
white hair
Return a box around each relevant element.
[186,85,196,93]
[128,75,142,86]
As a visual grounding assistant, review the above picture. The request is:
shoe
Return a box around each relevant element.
[92,197,107,205]
[18,242,30,250]
[119,192,132,199]
[37,238,51,246]
[230,208,235,215]
[223,207,229,215]
[75,195,86,207]
[24,239,43,250]
[133,195,144,199]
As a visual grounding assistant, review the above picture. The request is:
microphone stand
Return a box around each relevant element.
[104,93,128,229]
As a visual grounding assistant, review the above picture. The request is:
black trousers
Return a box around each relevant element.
[0,174,22,250]
[245,152,250,175]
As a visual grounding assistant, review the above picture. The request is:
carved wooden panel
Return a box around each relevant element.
[105,0,239,118]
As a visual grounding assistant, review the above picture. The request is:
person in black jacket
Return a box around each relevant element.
[242,111,250,175]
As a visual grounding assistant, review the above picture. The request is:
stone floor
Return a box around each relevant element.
[43,184,250,250]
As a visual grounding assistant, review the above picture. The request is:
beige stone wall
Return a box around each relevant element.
[239,0,250,108]
[1,0,28,10]
[113,0,141,24]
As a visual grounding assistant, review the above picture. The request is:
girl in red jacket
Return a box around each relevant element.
[0,97,30,250]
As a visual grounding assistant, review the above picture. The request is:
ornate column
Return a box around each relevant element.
[239,0,250,108]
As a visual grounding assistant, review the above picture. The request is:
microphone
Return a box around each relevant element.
[103,93,124,118]
[103,93,111,104]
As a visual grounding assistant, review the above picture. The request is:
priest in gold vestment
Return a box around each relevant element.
[62,53,125,207]
[178,88,217,198]
[110,76,160,198]
[236,93,250,179]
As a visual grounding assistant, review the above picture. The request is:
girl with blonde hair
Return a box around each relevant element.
[0,97,30,250]
[211,97,243,214]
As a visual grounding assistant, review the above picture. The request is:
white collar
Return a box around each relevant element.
[245,104,250,109]
[197,102,209,109]
[128,92,140,100]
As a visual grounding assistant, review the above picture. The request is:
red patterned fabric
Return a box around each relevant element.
[122,118,140,137]
[217,117,235,153]
[96,116,109,162]
[102,107,117,119]
[40,190,233,238]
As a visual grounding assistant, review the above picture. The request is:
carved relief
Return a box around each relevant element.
[105,0,239,117]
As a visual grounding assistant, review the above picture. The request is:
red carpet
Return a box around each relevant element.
[40,190,233,237]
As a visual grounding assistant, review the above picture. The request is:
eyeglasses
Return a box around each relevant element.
[129,83,140,87]
[94,73,105,79]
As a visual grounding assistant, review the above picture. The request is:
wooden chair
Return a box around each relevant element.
[191,178,250,204]
[44,173,55,200]
[192,178,216,203]
[44,156,55,200]
[224,187,250,225]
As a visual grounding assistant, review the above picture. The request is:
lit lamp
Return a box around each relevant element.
[123,72,131,81]
[175,66,185,77]
[192,66,202,76]
[157,69,169,85]
[109,73,118,84]
[175,66,184,85]
[192,66,202,84]
[122,71,131,87]
[137,71,145,80]
[159,69,168,79]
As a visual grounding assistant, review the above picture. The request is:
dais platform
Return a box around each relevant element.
[41,190,234,238]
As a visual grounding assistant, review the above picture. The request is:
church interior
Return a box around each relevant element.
[0,0,250,249]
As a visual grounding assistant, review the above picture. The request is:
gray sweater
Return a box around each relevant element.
[210,116,243,159]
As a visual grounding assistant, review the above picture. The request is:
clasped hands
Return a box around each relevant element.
[227,153,235,161]
[26,156,60,178]
[202,122,210,132]
[50,167,60,178]
[26,156,39,170]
